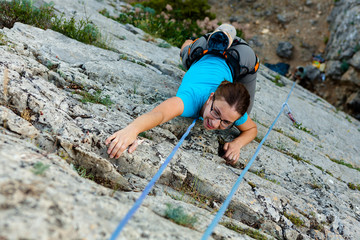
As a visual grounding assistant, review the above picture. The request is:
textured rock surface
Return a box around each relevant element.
[0,1,360,239]
[322,0,360,119]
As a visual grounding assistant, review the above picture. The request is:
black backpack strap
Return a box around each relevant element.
[224,37,260,82]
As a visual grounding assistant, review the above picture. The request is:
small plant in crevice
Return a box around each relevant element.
[178,64,186,72]
[271,74,285,87]
[138,131,153,140]
[73,90,113,106]
[284,212,305,227]
[247,181,257,189]
[340,60,349,73]
[157,42,171,48]
[164,203,197,228]
[326,155,360,172]
[72,165,95,181]
[347,182,356,190]
[250,169,280,185]
[0,32,7,45]
[347,182,360,191]
[293,122,318,138]
[31,161,50,176]
[221,222,268,240]
[309,181,322,190]
[273,128,301,143]
[345,116,352,123]
[354,44,360,53]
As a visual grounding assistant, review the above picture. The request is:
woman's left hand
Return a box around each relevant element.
[222,141,241,165]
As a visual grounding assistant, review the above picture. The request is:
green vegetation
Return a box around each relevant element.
[139,0,215,22]
[157,42,171,48]
[100,1,243,48]
[345,116,352,123]
[31,161,50,175]
[347,182,360,191]
[254,136,263,143]
[138,131,153,140]
[348,182,356,190]
[0,32,7,45]
[250,169,280,185]
[323,36,329,44]
[73,90,113,106]
[355,44,360,53]
[309,181,322,190]
[0,0,107,48]
[293,122,318,138]
[182,177,213,207]
[326,155,360,172]
[273,128,301,143]
[271,74,285,87]
[284,212,305,227]
[248,181,257,188]
[314,165,324,171]
[222,222,268,240]
[340,60,349,73]
[325,170,334,177]
[73,165,95,180]
[164,203,197,228]
[178,63,186,72]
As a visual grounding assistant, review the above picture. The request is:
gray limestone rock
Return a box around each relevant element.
[276,41,294,59]
[0,1,360,240]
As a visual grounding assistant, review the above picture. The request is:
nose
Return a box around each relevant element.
[211,118,222,129]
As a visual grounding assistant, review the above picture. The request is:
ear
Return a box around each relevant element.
[207,92,215,103]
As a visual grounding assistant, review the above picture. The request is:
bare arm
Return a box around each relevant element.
[105,97,184,158]
[223,117,258,165]
[181,39,193,52]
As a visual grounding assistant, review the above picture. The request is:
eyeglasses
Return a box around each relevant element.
[210,95,234,129]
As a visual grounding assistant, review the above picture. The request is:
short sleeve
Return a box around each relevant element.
[234,112,248,126]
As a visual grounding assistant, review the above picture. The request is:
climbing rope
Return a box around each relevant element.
[201,81,296,240]
[109,118,197,240]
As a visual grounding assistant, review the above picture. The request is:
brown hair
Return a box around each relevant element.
[214,80,250,116]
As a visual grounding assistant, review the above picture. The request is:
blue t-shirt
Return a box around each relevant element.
[176,54,248,126]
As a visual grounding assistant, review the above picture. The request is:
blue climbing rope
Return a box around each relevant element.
[109,118,197,240]
[201,81,296,240]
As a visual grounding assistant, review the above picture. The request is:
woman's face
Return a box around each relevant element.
[202,94,241,130]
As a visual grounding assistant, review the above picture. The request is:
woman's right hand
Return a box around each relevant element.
[105,97,184,158]
[105,126,139,159]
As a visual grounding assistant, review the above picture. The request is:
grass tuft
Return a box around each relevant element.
[72,165,95,180]
[73,90,113,106]
[31,161,50,175]
[164,203,197,228]
[0,0,108,49]
[222,222,268,240]
[271,74,285,87]
[284,212,305,227]
[293,122,318,137]
[326,155,360,172]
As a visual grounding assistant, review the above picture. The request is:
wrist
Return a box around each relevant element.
[233,136,244,148]
[126,123,141,136]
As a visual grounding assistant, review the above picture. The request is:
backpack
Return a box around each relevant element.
[181,34,260,82]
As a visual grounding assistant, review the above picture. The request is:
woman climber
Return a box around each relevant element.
[105,24,259,165]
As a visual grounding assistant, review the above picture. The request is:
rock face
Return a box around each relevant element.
[321,0,360,119]
[0,1,360,240]
[276,41,294,59]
